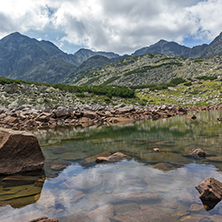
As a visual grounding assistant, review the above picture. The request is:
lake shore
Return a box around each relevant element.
[1,104,222,130]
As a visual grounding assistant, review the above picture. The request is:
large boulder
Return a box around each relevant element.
[195,177,222,210]
[0,128,45,175]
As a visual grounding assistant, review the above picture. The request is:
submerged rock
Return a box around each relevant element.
[29,217,58,222]
[107,152,128,161]
[63,204,114,222]
[0,171,45,208]
[85,151,111,163]
[0,128,45,175]
[1,175,41,187]
[112,205,178,222]
[95,152,130,164]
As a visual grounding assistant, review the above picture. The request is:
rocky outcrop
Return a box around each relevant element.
[196,177,222,210]
[0,128,45,175]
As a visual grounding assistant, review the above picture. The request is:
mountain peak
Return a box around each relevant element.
[156,39,168,44]
[210,32,222,45]
[6,32,26,39]
[0,32,32,44]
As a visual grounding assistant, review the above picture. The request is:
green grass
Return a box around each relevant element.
[194,102,209,106]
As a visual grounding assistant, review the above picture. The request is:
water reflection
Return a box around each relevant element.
[0,170,45,208]
[2,161,222,222]
[0,110,222,221]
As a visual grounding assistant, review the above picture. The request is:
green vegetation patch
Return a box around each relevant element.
[0,77,135,99]
[102,76,121,85]
[83,76,100,85]
[154,57,179,64]
[131,78,186,91]
[195,76,217,81]
[124,62,183,77]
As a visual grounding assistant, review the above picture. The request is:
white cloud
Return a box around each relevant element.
[188,0,222,40]
[0,0,222,54]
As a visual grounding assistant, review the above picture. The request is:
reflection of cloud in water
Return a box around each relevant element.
[1,161,222,221]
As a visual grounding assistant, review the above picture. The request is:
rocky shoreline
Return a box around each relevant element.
[1,104,222,130]
[0,82,222,131]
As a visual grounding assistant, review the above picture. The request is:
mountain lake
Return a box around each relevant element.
[0,110,222,222]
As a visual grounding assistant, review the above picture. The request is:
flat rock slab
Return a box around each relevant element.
[1,175,41,187]
[0,128,45,175]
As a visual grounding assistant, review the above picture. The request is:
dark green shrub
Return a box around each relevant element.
[195,76,217,81]
[0,77,135,99]
[76,92,85,97]
[184,82,192,86]
[104,97,111,102]
[169,78,186,86]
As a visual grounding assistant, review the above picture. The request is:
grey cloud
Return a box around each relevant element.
[101,0,161,20]
[0,12,17,33]
[0,0,221,54]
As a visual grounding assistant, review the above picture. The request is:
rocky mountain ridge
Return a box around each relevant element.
[132,32,222,58]
[0,32,118,83]
[75,53,222,86]
[1,32,222,84]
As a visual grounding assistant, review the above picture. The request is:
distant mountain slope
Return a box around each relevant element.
[64,55,112,83]
[132,40,191,57]
[1,31,222,84]
[200,32,222,58]
[77,55,112,72]
[0,32,78,83]
[74,53,222,86]
[0,32,118,83]
[73,48,119,65]
[132,32,222,59]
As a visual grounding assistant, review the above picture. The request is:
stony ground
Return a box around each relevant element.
[0,79,222,111]
[136,79,222,106]
[0,81,222,130]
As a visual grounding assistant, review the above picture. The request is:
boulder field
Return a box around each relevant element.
[0,104,221,130]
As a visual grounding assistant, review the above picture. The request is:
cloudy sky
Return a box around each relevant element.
[0,0,222,55]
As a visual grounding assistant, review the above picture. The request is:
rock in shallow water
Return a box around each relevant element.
[0,128,45,175]
[195,177,222,210]
[95,152,131,164]
[191,148,206,158]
